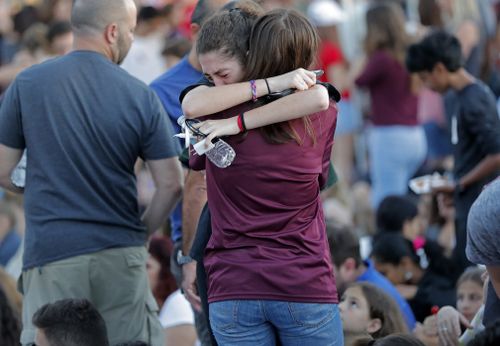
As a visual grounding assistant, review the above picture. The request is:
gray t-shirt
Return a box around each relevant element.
[0,51,180,269]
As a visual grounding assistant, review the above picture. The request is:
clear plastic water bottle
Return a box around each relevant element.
[178,115,236,168]
[205,139,236,168]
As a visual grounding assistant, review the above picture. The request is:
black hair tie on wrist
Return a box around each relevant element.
[264,79,271,94]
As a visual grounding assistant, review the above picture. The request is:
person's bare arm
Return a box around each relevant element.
[182,81,267,119]
[0,65,25,89]
[458,153,500,190]
[182,68,318,118]
[0,52,36,88]
[141,157,184,234]
[0,144,23,193]
[179,170,206,312]
[181,170,207,254]
[195,84,330,143]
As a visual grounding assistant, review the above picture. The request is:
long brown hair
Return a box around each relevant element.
[364,2,408,64]
[244,9,320,144]
[350,282,408,338]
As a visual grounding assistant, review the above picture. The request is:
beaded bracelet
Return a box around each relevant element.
[249,80,257,102]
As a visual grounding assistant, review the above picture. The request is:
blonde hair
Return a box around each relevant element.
[443,0,480,31]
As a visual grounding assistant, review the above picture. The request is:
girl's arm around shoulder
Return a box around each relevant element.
[182,83,260,119]
[194,84,331,143]
[244,83,331,128]
[181,68,319,119]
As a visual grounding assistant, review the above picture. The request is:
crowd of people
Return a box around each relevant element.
[0,0,499,345]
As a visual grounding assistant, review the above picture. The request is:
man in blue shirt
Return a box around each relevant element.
[150,19,204,260]
[327,223,417,331]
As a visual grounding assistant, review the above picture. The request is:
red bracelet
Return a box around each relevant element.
[236,113,247,133]
[237,114,244,133]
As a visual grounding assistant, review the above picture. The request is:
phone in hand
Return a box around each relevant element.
[313,69,324,77]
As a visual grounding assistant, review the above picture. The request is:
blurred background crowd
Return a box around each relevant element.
[0,0,500,345]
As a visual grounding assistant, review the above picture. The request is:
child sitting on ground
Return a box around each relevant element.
[340,282,408,345]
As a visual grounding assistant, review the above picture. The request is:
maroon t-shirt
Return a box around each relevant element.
[355,50,418,126]
[190,101,339,304]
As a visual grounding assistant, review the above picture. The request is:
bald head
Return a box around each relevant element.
[71,0,136,36]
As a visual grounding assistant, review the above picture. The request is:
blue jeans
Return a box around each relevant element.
[209,300,343,346]
[369,125,427,208]
[336,100,361,135]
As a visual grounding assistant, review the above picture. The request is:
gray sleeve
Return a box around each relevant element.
[0,80,25,149]
[140,91,181,161]
[466,179,500,265]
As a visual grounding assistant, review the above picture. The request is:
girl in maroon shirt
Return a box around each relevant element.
[182,6,342,346]
[355,2,427,208]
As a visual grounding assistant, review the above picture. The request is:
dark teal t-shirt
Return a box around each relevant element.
[0,51,180,269]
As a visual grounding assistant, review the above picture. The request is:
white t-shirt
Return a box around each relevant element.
[120,32,167,85]
[159,289,195,329]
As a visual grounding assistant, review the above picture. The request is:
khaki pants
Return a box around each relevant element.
[20,247,163,346]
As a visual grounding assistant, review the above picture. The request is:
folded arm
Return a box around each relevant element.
[182,68,318,119]
[195,84,330,143]
[458,153,500,190]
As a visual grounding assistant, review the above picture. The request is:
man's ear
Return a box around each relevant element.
[366,318,382,335]
[104,23,119,44]
[434,62,447,74]
[401,219,411,239]
[190,23,200,40]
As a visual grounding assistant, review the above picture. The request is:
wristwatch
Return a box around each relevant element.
[177,250,194,265]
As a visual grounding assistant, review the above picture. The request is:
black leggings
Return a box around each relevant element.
[190,204,218,346]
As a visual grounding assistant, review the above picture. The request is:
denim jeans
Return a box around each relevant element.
[369,125,427,208]
[209,300,343,346]
[336,100,361,135]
